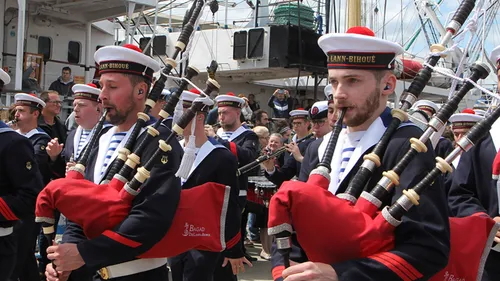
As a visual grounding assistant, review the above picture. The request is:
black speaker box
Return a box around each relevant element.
[268,25,327,73]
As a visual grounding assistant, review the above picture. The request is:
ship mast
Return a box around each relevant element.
[347,0,361,29]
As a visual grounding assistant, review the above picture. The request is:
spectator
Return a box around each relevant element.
[22,62,42,94]
[253,109,270,127]
[239,94,253,122]
[248,93,260,111]
[49,67,75,98]
[267,88,294,118]
[38,91,67,145]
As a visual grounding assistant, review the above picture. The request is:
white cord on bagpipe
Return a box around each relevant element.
[423,61,500,102]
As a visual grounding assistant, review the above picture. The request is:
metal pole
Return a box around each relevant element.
[347,0,361,29]
[15,0,25,90]
[254,0,260,27]
[325,0,330,33]
[84,22,92,83]
[225,0,229,29]
[125,2,136,44]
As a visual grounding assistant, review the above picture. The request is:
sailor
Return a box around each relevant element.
[262,105,321,186]
[0,70,44,281]
[168,90,251,281]
[448,108,483,168]
[45,44,183,281]
[150,88,173,128]
[412,99,454,159]
[205,93,260,277]
[46,83,111,177]
[277,26,449,281]
[448,46,500,281]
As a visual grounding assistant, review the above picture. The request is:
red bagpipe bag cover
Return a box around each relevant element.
[35,170,241,258]
[269,173,498,281]
[268,173,395,264]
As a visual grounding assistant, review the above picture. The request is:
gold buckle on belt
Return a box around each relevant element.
[98,268,109,280]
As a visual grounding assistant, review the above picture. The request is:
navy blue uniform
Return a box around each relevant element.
[0,122,44,281]
[169,138,243,281]
[448,133,500,281]
[435,137,454,159]
[62,118,182,281]
[272,108,450,281]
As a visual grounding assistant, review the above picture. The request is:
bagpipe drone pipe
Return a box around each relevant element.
[267,68,499,280]
[102,0,205,183]
[36,77,243,258]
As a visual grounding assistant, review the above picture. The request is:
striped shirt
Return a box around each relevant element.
[101,132,127,175]
[338,131,365,183]
[75,129,92,159]
[220,131,233,141]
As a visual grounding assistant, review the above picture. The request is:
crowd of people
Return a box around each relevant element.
[1,24,500,281]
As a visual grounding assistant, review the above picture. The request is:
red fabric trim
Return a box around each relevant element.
[229,142,238,159]
[102,230,141,248]
[226,231,241,249]
[272,265,285,281]
[0,198,18,221]
[328,63,389,68]
[381,252,422,279]
[99,69,153,81]
[370,255,412,281]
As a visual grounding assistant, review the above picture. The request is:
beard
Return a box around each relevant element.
[105,93,135,126]
[344,87,380,128]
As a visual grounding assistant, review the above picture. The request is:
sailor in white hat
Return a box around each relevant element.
[449,108,483,146]
[150,88,173,127]
[447,46,500,281]
[283,26,448,281]
[45,44,183,281]
[46,83,111,177]
[413,100,439,119]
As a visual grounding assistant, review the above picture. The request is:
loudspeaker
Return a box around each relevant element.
[268,25,327,73]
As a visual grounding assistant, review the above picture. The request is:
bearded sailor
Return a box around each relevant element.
[45,44,183,281]
[275,26,449,281]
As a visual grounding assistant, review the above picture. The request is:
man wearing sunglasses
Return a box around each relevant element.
[38,90,68,146]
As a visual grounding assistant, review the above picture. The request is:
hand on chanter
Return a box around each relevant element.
[45,262,70,281]
[283,261,339,281]
[222,256,253,275]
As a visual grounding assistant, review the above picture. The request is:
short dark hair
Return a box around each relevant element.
[40,90,59,102]
[62,67,71,73]
[125,74,151,93]
[253,109,268,123]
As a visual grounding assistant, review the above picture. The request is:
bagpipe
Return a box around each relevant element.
[267,0,499,280]
[35,0,241,260]
[237,133,314,176]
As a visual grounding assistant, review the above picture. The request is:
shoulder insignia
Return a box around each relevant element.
[26,161,32,170]
[161,155,168,164]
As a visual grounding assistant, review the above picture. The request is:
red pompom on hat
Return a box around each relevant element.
[346,26,375,37]
[123,44,143,53]
[462,108,475,115]
[226,92,235,96]
[87,83,97,88]
[190,88,201,95]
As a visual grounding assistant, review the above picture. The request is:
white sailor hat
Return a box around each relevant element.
[214,92,244,108]
[289,108,309,120]
[449,108,482,130]
[309,101,328,120]
[181,88,202,108]
[318,26,404,70]
[413,100,439,116]
[489,45,500,71]
[94,44,161,83]
[324,84,333,104]
[72,83,101,102]
[473,109,486,117]
[0,68,11,85]
[14,93,45,109]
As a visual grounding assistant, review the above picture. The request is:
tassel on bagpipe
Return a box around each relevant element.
[103,0,205,183]
[353,62,490,214]
[236,133,314,176]
[35,78,243,258]
[341,0,478,202]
